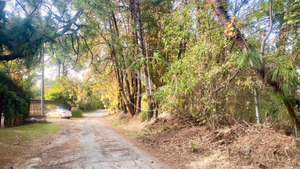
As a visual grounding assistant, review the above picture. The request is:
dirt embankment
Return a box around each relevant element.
[106,112,300,169]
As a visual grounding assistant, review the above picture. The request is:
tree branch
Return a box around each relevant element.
[214,69,240,93]
[78,33,94,67]
[0,54,26,61]
[260,0,273,56]
[209,0,244,50]
[29,2,41,16]
[16,0,29,16]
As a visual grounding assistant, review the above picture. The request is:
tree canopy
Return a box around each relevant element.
[2,0,300,129]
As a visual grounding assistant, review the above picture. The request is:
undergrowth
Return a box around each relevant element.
[72,110,83,117]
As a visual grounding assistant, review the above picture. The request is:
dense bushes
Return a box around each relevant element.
[71,110,83,117]
[79,101,105,111]
[139,97,149,122]
[2,91,29,127]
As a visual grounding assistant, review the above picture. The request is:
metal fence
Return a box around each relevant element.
[29,100,70,116]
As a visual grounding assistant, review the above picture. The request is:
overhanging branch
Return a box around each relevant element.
[214,69,240,93]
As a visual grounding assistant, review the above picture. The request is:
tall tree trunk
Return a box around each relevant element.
[122,97,127,113]
[136,69,142,114]
[136,2,154,121]
[132,76,137,113]
[58,61,61,78]
[130,0,142,114]
[109,8,136,116]
[114,63,135,115]
[208,0,300,129]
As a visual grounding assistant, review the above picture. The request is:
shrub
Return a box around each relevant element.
[72,110,83,118]
[139,111,148,122]
[189,139,196,152]
[2,91,29,127]
[79,101,104,111]
[139,96,148,122]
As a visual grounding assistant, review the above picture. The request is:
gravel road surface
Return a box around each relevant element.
[16,110,162,169]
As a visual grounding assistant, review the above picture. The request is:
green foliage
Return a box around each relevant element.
[139,111,148,122]
[71,110,83,118]
[238,49,261,68]
[0,83,8,93]
[45,77,104,111]
[12,0,296,129]
[2,91,29,127]
[198,119,207,125]
[189,139,196,152]
[45,77,78,105]
[80,102,101,111]
[0,0,85,64]
[163,126,170,131]
[139,96,149,121]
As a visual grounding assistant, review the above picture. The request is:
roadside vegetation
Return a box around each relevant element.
[2,0,300,127]
[71,110,84,118]
[106,111,300,168]
[1,0,300,168]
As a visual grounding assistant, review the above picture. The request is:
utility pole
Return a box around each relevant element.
[41,45,45,116]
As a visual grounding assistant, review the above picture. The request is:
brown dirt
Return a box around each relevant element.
[0,118,82,169]
[105,112,300,169]
[4,111,168,169]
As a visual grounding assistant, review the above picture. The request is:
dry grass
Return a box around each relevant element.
[188,153,233,169]
[106,111,300,169]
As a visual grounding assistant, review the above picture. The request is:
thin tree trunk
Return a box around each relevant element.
[132,77,137,113]
[136,69,142,114]
[131,0,142,114]
[155,100,159,119]
[58,62,61,78]
[253,87,261,123]
[253,0,273,124]
[62,63,65,76]
[109,8,135,116]
[136,2,154,121]
[114,64,135,115]
[122,97,127,113]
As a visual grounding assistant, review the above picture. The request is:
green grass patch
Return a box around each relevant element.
[72,110,83,117]
[0,123,63,143]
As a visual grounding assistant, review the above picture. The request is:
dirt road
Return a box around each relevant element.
[16,110,163,169]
